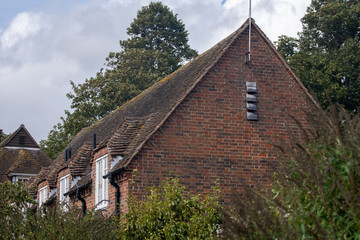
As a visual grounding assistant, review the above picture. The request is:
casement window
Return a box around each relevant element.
[95,155,108,209]
[38,186,48,207]
[59,174,70,208]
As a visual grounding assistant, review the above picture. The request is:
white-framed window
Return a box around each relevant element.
[59,174,70,209]
[12,176,30,182]
[95,155,108,209]
[38,186,48,207]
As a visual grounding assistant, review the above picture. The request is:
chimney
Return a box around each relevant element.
[64,149,68,161]
[93,134,97,149]
[64,146,72,161]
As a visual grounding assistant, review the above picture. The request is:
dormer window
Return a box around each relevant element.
[38,186,48,207]
[59,175,70,210]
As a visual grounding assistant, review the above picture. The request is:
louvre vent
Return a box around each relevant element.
[246,82,258,121]
[19,136,25,146]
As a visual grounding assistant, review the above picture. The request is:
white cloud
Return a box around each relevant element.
[1,12,49,49]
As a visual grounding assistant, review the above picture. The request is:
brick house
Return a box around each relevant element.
[28,19,319,215]
[0,124,52,183]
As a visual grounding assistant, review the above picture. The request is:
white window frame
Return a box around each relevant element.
[38,186,48,207]
[95,155,108,209]
[12,176,29,182]
[59,174,70,209]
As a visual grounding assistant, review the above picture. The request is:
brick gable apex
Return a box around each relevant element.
[123,19,320,202]
[107,18,320,175]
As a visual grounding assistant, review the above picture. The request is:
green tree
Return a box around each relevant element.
[274,35,298,62]
[0,131,9,142]
[41,2,197,159]
[119,177,221,239]
[223,105,360,239]
[39,122,71,160]
[276,0,360,111]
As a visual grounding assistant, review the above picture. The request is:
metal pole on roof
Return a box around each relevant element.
[248,0,252,62]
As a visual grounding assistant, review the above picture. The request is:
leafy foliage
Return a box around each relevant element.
[119,177,221,239]
[223,105,360,239]
[274,35,298,62]
[41,2,197,159]
[0,181,35,239]
[0,131,9,142]
[0,181,119,240]
[39,122,70,160]
[276,0,360,111]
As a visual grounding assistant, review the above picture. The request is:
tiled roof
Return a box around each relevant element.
[108,117,150,157]
[1,148,51,173]
[69,143,93,176]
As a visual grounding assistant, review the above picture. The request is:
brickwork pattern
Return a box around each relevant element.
[125,28,313,203]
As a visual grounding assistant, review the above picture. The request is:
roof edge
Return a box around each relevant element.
[251,21,321,109]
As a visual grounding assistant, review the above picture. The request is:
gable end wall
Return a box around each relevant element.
[125,27,314,202]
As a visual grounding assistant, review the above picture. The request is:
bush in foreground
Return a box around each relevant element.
[118,177,222,239]
[223,105,360,239]
[1,177,221,239]
[0,181,118,240]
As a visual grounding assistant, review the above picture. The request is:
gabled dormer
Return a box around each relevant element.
[0,124,40,149]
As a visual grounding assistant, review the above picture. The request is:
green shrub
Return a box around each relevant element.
[118,177,222,240]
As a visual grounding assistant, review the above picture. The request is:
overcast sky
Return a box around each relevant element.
[0,0,311,142]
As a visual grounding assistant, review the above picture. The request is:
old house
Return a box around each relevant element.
[0,124,52,183]
[28,19,319,214]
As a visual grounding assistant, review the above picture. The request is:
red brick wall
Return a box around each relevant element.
[125,28,315,203]
[70,187,91,210]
